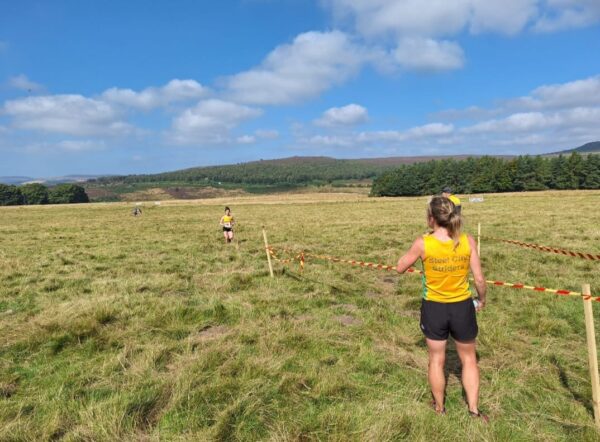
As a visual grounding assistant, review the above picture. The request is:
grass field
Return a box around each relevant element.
[1,190,600,441]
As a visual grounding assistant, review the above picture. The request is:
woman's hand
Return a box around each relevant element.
[475,297,486,312]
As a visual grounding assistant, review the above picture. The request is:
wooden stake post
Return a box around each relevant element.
[583,283,600,428]
[262,227,274,278]
[477,222,481,256]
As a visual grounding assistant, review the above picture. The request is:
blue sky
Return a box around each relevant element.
[1,0,600,177]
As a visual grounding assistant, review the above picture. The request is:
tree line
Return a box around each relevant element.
[92,157,396,186]
[370,153,600,196]
[0,183,89,206]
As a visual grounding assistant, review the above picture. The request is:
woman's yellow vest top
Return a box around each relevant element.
[222,215,233,224]
[422,233,471,303]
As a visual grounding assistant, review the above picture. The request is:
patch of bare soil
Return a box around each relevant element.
[190,325,230,343]
[335,315,362,326]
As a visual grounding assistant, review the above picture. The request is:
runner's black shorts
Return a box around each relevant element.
[420,298,478,342]
[223,227,233,232]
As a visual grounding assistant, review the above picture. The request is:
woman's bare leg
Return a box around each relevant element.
[455,340,480,413]
[426,338,447,411]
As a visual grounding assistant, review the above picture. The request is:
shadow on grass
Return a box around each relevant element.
[550,355,593,416]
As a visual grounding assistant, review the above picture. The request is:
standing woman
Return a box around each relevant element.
[220,206,235,244]
[396,196,488,421]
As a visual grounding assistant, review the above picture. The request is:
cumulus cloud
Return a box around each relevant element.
[463,107,600,133]
[393,38,464,71]
[324,0,541,38]
[234,129,279,145]
[3,95,131,136]
[324,0,600,38]
[102,79,207,110]
[432,75,600,122]
[236,135,256,144]
[169,99,262,145]
[315,104,369,127]
[8,74,44,92]
[55,139,106,151]
[255,129,279,139]
[322,0,600,77]
[226,31,370,105]
[300,122,454,149]
[534,0,600,32]
[507,75,600,111]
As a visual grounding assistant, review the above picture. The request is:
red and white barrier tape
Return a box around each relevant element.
[486,237,600,261]
[267,246,598,301]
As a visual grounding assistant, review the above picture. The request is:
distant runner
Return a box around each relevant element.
[132,207,142,217]
[220,206,235,244]
[396,196,487,421]
[442,186,461,215]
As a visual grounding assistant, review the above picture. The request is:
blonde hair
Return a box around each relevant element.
[427,196,462,248]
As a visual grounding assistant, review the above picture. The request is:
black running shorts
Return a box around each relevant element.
[223,227,233,232]
[420,298,478,342]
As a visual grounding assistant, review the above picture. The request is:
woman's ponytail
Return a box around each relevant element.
[447,208,462,249]
[428,196,462,248]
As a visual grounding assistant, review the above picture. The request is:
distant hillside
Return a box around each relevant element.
[0,175,108,186]
[551,141,600,155]
[0,176,35,185]
[92,154,511,187]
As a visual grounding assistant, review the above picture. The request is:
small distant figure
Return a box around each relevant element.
[441,186,461,215]
[132,207,142,217]
[220,206,235,243]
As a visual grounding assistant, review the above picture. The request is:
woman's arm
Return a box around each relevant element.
[397,237,424,273]
[467,235,486,310]
[219,216,224,226]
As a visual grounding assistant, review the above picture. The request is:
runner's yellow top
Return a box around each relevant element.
[422,233,471,303]
[448,194,461,207]
[222,215,233,227]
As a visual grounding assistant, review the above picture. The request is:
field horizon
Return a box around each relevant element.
[1,189,600,440]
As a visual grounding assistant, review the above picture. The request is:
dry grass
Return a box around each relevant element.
[1,190,599,441]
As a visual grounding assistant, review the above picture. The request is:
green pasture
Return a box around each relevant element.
[1,191,599,441]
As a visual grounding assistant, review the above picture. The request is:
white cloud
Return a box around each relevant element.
[463,107,600,133]
[102,79,207,110]
[235,129,280,145]
[469,0,539,35]
[534,0,600,32]
[324,0,600,38]
[226,31,370,105]
[300,122,454,149]
[508,75,600,111]
[325,0,474,38]
[433,75,600,122]
[169,99,262,145]
[393,38,465,71]
[236,135,256,144]
[3,95,131,136]
[55,139,106,151]
[8,74,44,92]
[324,0,542,38]
[255,129,279,139]
[315,103,369,127]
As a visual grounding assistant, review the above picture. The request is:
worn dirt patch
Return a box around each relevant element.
[335,315,362,326]
[190,325,230,343]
